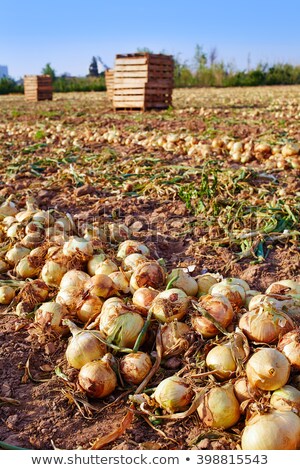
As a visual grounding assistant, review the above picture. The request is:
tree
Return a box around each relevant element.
[89,57,99,77]
[41,63,56,81]
[193,44,207,71]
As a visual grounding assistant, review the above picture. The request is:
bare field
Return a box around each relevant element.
[0,86,299,450]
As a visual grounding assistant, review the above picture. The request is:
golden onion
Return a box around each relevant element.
[76,295,103,323]
[78,358,117,398]
[120,352,152,384]
[153,376,194,413]
[246,348,290,391]
[130,261,166,293]
[270,385,300,413]
[205,343,237,380]
[0,286,15,304]
[60,269,90,291]
[161,321,192,357]
[65,320,107,369]
[150,288,189,323]
[239,306,294,344]
[166,268,198,296]
[277,330,300,370]
[241,410,300,450]
[197,383,240,429]
[132,287,159,315]
[196,272,221,296]
[35,301,68,335]
[41,260,68,287]
[117,240,150,259]
[84,274,117,298]
[87,253,106,276]
[191,294,234,338]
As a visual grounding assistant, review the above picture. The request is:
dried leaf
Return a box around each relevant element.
[90,409,134,450]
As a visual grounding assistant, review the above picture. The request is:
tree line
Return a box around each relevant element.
[1,47,300,95]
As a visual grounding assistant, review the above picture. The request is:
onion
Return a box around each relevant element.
[132,287,159,314]
[2,215,16,228]
[196,273,221,296]
[99,308,144,348]
[87,253,106,276]
[161,321,192,357]
[63,236,93,257]
[197,383,240,429]
[277,330,300,370]
[150,288,189,323]
[0,260,9,273]
[246,348,290,391]
[153,376,194,413]
[5,244,30,266]
[108,271,130,294]
[0,286,15,304]
[7,222,23,239]
[245,289,261,309]
[239,306,294,344]
[32,210,54,227]
[60,270,90,291]
[35,302,68,335]
[209,281,246,307]
[241,410,300,449]
[107,223,130,243]
[122,253,148,271]
[266,279,300,297]
[130,261,166,293]
[120,352,152,384]
[166,268,198,296]
[95,258,118,276]
[15,256,41,278]
[84,274,117,298]
[21,232,44,249]
[191,294,234,338]
[54,217,73,233]
[41,260,68,287]
[25,220,44,236]
[76,295,103,323]
[248,293,298,314]
[65,320,107,369]
[233,377,261,404]
[56,287,82,311]
[0,199,17,218]
[117,240,150,259]
[222,277,250,292]
[78,358,117,398]
[270,385,300,413]
[205,343,237,380]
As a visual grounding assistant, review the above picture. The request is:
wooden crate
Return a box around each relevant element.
[105,69,114,101]
[24,75,53,102]
[113,53,174,111]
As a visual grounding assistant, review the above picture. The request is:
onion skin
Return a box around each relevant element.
[266,279,300,296]
[246,348,291,391]
[241,410,300,450]
[35,302,68,335]
[120,352,152,384]
[191,294,234,338]
[161,321,191,357]
[197,384,240,429]
[78,360,117,398]
[117,240,150,259]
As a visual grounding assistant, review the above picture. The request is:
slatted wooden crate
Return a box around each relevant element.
[24,75,53,102]
[105,69,114,101]
[113,53,174,111]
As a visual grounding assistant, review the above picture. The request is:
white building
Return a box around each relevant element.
[0,66,8,78]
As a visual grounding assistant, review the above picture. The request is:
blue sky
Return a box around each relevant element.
[1,0,299,79]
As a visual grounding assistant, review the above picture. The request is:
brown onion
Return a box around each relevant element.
[78,358,117,398]
[191,294,234,338]
[277,330,300,370]
[120,352,152,384]
[239,307,294,344]
[130,261,166,293]
[132,287,159,314]
[84,274,117,298]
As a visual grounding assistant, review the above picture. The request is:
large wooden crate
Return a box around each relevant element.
[105,69,114,101]
[113,53,174,111]
[24,75,53,102]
